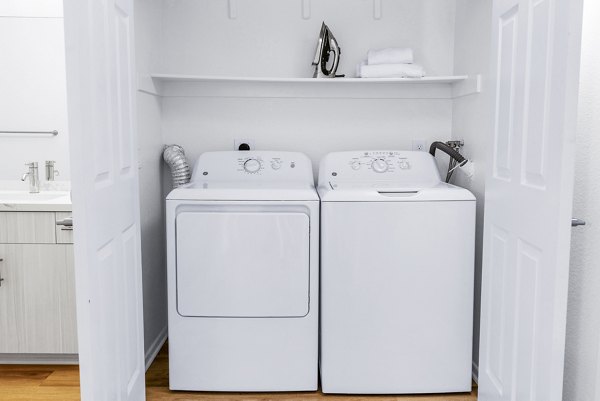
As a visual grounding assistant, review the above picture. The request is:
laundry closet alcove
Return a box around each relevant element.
[134,0,489,384]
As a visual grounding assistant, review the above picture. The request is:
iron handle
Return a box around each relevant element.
[572,218,586,227]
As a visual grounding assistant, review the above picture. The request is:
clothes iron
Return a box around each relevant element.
[312,22,343,78]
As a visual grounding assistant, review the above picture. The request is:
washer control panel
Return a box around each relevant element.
[318,150,441,187]
[347,151,412,174]
[191,151,313,183]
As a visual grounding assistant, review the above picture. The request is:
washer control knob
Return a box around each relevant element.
[350,161,361,170]
[243,158,261,173]
[371,158,389,173]
[271,160,282,170]
[399,160,410,170]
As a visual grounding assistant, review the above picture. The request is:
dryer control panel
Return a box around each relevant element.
[191,151,314,183]
[318,150,442,187]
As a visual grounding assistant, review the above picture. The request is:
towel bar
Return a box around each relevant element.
[0,130,58,136]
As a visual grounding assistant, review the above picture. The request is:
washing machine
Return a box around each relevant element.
[166,151,319,392]
[318,150,475,394]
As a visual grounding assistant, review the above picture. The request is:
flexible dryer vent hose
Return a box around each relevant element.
[163,145,191,188]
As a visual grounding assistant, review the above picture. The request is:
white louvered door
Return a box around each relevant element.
[478,0,584,400]
[63,0,146,400]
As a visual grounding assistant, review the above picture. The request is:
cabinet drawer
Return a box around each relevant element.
[0,212,56,244]
[55,212,73,244]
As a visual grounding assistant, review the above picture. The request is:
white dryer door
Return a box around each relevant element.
[176,211,310,317]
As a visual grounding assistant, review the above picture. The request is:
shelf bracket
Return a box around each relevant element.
[452,74,482,98]
[302,0,311,20]
[228,0,237,19]
[373,0,382,20]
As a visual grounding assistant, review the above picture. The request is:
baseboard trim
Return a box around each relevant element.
[472,360,479,384]
[0,353,78,365]
[145,326,168,371]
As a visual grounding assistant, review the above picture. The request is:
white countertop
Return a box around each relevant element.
[0,190,72,212]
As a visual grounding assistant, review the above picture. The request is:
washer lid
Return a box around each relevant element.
[318,181,475,202]
[167,181,319,201]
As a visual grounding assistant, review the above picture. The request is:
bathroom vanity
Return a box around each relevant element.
[0,191,77,362]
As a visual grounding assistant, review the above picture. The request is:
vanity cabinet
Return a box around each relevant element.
[0,211,77,355]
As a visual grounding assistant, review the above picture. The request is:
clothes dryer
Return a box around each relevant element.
[166,151,319,391]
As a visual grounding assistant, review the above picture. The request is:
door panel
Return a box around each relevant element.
[479,0,584,400]
[493,5,518,182]
[64,0,146,399]
[176,211,310,317]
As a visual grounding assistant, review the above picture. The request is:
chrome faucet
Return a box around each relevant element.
[21,162,40,193]
[45,160,59,181]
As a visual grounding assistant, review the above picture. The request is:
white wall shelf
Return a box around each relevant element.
[140,74,477,100]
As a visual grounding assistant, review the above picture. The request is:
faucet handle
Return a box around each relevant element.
[45,160,59,181]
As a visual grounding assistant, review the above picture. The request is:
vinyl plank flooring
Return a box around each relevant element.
[0,365,55,386]
[0,343,477,401]
[39,365,80,387]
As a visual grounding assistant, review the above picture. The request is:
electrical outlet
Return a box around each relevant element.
[412,139,427,152]
[234,138,255,151]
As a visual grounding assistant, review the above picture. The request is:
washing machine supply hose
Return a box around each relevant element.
[429,142,466,164]
[163,144,192,188]
[429,141,469,183]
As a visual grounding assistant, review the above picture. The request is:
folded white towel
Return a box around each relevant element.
[367,47,414,65]
[359,63,426,78]
[355,59,367,77]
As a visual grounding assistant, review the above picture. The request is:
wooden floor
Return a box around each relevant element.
[0,343,477,401]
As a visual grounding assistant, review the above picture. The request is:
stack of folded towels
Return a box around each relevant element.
[356,47,426,78]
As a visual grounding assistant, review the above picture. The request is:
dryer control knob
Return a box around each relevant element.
[371,158,389,173]
[244,158,261,173]
[271,160,282,170]
[351,161,361,170]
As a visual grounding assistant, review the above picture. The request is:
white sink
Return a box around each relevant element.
[0,190,72,211]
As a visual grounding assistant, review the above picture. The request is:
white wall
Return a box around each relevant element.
[162,97,452,176]
[563,1,600,399]
[451,0,492,379]
[135,0,169,363]
[160,0,457,78]
[0,0,70,186]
